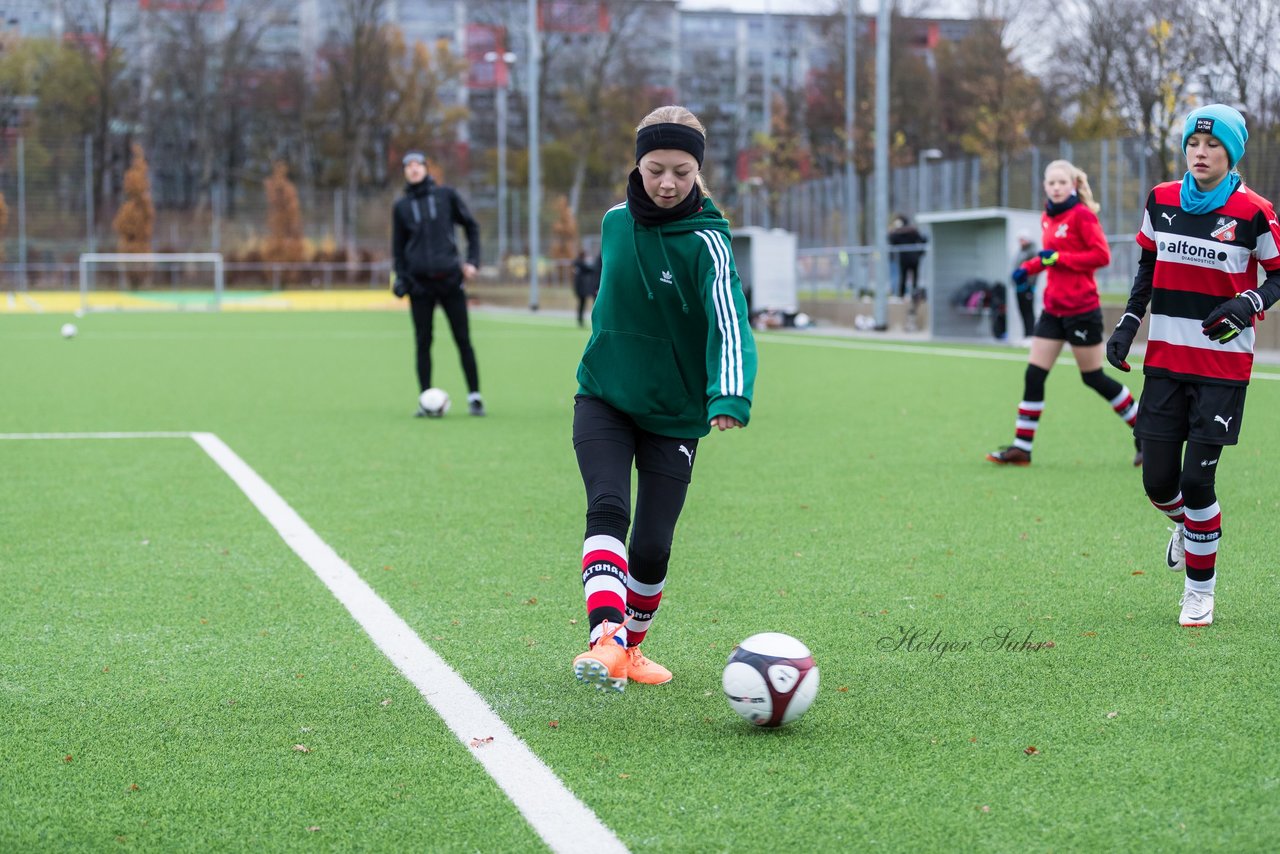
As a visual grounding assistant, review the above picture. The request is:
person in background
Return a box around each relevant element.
[888,214,927,300]
[391,150,486,417]
[570,106,757,692]
[1106,104,1280,627]
[985,159,1141,468]
[1012,234,1041,342]
[572,247,600,327]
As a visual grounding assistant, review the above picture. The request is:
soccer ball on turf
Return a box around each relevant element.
[60,322,78,339]
[417,387,450,417]
[722,632,819,728]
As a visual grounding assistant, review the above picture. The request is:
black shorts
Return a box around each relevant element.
[1032,308,1104,345]
[1135,375,1247,446]
[572,395,698,483]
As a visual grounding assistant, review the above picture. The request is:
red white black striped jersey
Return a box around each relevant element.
[1136,181,1280,385]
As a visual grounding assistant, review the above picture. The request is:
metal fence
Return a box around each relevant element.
[1,132,1271,292]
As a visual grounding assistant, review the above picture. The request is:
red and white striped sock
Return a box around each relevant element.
[1109,387,1138,427]
[582,534,628,647]
[1014,400,1044,453]
[1183,501,1221,581]
[1151,491,1187,526]
[625,576,665,648]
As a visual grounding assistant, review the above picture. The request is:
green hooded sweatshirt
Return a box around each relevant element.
[576,196,757,438]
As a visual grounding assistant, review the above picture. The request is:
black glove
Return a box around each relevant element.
[1202,289,1264,344]
[1106,313,1142,372]
[392,275,410,298]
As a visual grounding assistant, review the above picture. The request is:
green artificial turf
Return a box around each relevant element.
[2,309,1278,851]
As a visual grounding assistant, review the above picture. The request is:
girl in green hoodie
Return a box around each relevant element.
[571,106,758,692]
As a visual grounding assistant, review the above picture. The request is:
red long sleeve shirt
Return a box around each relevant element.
[1020,201,1111,316]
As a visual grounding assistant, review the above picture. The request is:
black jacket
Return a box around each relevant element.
[888,225,927,266]
[392,176,480,288]
[572,255,599,298]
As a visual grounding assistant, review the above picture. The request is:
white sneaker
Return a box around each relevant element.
[1179,588,1214,627]
[1165,524,1186,572]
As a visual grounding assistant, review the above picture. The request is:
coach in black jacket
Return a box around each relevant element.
[392,150,485,416]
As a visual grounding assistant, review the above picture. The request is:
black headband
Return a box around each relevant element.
[635,123,705,167]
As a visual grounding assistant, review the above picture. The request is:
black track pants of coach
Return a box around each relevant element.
[409,286,480,394]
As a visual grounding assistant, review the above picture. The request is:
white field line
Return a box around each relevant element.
[1,430,626,854]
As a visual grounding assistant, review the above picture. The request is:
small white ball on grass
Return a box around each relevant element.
[61,322,78,339]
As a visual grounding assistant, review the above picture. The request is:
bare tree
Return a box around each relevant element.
[1044,0,1201,180]
[312,0,397,260]
[145,0,281,213]
[63,0,136,217]
[1194,5,1280,198]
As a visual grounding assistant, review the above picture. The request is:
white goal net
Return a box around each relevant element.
[78,252,225,313]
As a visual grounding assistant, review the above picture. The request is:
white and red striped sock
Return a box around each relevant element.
[625,576,665,647]
[1151,491,1187,526]
[1014,400,1044,453]
[1109,387,1138,427]
[582,534,628,647]
[1183,502,1221,580]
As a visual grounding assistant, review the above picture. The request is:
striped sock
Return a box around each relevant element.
[1109,387,1138,427]
[1014,400,1044,453]
[625,576,665,648]
[582,534,628,647]
[1183,502,1221,582]
[1151,492,1187,526]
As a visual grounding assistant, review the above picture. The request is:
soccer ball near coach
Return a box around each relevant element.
[417,387,450,417]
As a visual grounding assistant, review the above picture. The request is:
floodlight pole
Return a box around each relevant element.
[527,0,541,311]
[844,0,857,263]
[873,0,890,329]
[85,135,96,253]
[485,50,517,267]
[917,148,943,218]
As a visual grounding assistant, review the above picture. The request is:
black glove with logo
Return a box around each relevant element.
[1106,313,1142,372]
[1202,289,1264,344]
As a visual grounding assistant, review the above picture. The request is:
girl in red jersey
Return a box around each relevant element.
[1106,104,1280,627]
[986,160,1141,467]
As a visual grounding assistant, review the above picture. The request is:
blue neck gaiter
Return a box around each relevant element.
[1180,171,1241,215]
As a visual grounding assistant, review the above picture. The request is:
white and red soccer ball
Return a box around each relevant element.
[722,632,819,728]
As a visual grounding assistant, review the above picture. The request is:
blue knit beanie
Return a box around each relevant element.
[1182,104,1247,168]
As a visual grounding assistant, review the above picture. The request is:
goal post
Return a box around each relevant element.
[78,252,225,313]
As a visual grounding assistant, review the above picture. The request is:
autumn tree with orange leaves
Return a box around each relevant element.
[112,143,154,254]
[263,161,306,263]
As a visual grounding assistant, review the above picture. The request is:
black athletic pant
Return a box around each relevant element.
[1016,288,1035,338]
[898,261,919,298]
[408,281,479,394]
[573,396,694,591]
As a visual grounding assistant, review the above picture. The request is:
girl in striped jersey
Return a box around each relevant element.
[1106,104,1280,627]
[986,160,1141,467]
[570,106,758,691]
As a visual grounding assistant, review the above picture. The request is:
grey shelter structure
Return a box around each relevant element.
[918,207,1042,343]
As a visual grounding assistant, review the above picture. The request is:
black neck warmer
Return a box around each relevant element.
[1046,194,1079,217]
[626,168,703,227]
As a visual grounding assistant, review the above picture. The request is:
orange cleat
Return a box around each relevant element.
[572,620,628,692]
[625,646,672,685]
